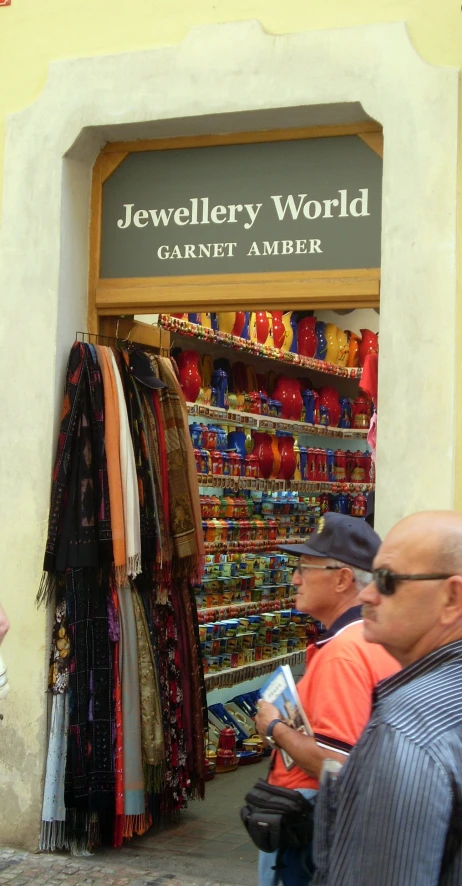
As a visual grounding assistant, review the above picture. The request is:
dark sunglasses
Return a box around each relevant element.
[372,568,452,596]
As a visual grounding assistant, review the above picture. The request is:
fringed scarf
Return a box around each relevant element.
[64,568,115,822]
[140,389,172,592]
[96,346,126,585]
[38,343,111,604]
[158,357,205,577]
[121,359,160,567]
[132,588,165,789]
[109,350,142,579]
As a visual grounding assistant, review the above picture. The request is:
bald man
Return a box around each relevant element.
[313,511,462,886]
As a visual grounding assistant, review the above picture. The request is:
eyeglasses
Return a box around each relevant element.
[294,563,344,577]
[372,568,453,597]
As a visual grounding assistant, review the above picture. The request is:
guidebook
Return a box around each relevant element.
[259,664,312,770]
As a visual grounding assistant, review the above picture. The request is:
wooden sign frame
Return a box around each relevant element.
[88,122,383,334]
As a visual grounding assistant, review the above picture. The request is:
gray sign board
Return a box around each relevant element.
[100,136,382,278]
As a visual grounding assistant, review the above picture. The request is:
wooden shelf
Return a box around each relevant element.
[204,649,307,690]
[204,536,307,554]
[197,596,296,623]
[187,402,368,439]
[159,314,363,379]
[199,475,375,494]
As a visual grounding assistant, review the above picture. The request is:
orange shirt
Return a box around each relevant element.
[269,620,400,791]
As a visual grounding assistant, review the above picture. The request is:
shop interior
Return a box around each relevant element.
[38,128,381,875]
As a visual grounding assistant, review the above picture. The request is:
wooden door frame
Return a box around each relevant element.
[88,121,383,333]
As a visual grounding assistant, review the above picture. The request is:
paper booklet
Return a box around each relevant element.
[260,664,313,770]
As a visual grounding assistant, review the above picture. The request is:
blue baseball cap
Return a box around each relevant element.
[278,512,381,572]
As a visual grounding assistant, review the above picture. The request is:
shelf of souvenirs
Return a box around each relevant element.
[204,648,307,690]
[203,536,314,556]
[199,474,375,495]
[159,314,362,379]
[197,595,297,624]
[187,402,368,439]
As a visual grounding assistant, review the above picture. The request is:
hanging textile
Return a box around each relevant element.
[38,340,206,853]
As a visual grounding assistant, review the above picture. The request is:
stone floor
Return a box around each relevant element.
[0,761,262,886]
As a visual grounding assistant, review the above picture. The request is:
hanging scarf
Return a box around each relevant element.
[64,568,115,817]
[109,578,124,848]
[126,374,160,565]
[116,582,146,828]
[132,588,165,786]
[39,694,70,851]
[38,343,110,603]
[140,389,172,584]
[158,357,205,573]
[96,346,126,585]
[109,351,141,579]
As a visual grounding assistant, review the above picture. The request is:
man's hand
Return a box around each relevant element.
[255,700,282,743]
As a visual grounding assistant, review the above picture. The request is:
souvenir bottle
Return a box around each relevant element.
[250,311,271,345]
[351,493,367,517]
[299,447,308,480]
[301,389,315,424]
[188,313,202,324]
[338,397,352,429]
[326,449,335,483]
[272,375,303,421]
[277,433,297,481]
[352,396,372,429]
[334,493,350,515]
[319,492,331,514]
[293,437,302,481]
[307,448,317,481]
[271,311,286,349]
[346,331,361,368]
[211,369,229,409]
[176,350,202,402]
[358,329,379,366]
[232,312,246,338]
[297,317,318,358]
[319,405,329,427]
[324,324,340,364]
[189,422,204,448]
[345,450,355,481]
[281,312,294,352]
[289,314,298,353]
[350,450,367,483]
[217,312,237,335]
[319,386,341,427]
[315,321,327,361]
[334,450,347,481]
[240,312,251,340]
[252,432,274,479]
[336,328,349,366]
[227,429,247,458]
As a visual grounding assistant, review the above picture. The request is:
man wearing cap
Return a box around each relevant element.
[255,512,399,886]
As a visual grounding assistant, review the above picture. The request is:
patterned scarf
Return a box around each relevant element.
[38,344,111,603]
[64,568,115,816]
[96,346,126,585]
[151,356,199,579]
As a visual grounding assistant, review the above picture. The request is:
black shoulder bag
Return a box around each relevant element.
[240,776,316,855]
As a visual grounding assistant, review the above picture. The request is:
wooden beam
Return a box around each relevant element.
[101,151,129,183]
[87,154,103,334]
[358,132,384,158]
[101,121,382,154]
[95,268,380,314]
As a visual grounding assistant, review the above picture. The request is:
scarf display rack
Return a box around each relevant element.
[38,334,206,852]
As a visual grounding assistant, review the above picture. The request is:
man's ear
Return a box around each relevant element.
[441,576,462,626]
[336,567,355,594]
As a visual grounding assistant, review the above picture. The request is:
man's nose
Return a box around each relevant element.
[292,569,302,586]
[358,579,379,605]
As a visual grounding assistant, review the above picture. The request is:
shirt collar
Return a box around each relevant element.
[315,605,363,647]
[373,639,462,706]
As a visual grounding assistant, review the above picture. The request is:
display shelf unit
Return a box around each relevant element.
[159,314,363,379]
[197,596,296,623]
[199,474,375,494]
[204,648,307,690]
[187,402,368,439]
[203,536,307,555]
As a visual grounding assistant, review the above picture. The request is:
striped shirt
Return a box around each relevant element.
[313,640,462,886]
